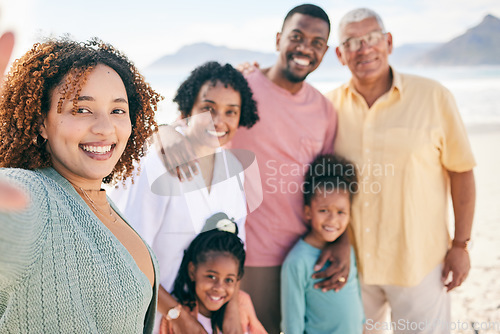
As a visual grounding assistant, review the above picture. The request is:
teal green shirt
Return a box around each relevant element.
[281,239,364,334]
[0,167,158,333]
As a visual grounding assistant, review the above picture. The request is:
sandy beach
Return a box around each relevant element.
[450,124,500,333]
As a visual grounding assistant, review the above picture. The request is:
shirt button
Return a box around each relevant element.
[364,202,369,207]
[366,253,371,258]
[365,148,370,153]
[366,228,371,233]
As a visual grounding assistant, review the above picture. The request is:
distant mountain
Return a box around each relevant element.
[417,14,500,65]
[146,14,500,74]
[148,42,276,71]
[390,43,441,66]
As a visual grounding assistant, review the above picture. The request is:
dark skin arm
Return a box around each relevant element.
[442,169,475,292]
[221,283,243,334]
[237,290,268,333]
[158,285,208,334]
[312,231,351,292]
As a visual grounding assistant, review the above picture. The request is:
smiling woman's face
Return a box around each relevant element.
[40,64,132,188]
[184,80,241,150]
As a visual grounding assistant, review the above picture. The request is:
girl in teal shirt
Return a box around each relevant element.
[281,154,365,333]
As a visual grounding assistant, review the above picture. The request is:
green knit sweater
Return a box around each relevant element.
[0,167,158,333]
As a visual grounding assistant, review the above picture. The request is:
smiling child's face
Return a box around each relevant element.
[188,252,239,317]
[304,188,351,249]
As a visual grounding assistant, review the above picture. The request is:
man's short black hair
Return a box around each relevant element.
[282,3,331,33]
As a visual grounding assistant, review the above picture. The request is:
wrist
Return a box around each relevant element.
[451,238,470,251]
[165,304,182,321]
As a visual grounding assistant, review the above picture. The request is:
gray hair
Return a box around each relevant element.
[338,8,386,43]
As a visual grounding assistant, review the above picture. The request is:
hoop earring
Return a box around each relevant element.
[34,134,47,147]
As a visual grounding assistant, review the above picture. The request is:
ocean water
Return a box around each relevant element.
[143,66,500,126]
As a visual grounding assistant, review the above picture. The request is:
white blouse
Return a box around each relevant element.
[110,146,247,292]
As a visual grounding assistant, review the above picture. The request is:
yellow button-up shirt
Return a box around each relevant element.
[325,69,476,286]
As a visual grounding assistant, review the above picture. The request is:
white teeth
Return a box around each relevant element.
[293,57,310,66]
[82,145,112,154]
[209,295,223,301]
[207,130,227,137]
[323,226,337,232]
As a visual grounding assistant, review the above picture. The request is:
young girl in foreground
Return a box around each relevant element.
[161,223,247,334]
[281,154,365,333]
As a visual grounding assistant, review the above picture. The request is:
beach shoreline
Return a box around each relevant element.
[450,125,500,333]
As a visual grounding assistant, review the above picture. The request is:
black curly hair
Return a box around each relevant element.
[303,154,358,206]
[172,229,245,333]
[173,61,258,128]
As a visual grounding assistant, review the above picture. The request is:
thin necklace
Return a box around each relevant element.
[76,185,118,224]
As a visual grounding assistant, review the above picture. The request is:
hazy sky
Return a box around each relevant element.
[2,0,500,69]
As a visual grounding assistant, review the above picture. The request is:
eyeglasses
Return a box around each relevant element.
[341,31,387,52]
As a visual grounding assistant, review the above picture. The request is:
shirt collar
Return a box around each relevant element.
[391,67,403,95]
[343,66,403,97]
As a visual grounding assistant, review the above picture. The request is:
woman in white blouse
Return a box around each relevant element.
[110,61,261,333]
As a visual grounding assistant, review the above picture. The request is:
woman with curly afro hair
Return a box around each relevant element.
[110,61,266,333]
[0,37,162,333]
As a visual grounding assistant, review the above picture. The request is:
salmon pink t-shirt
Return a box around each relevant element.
[230,69,337,267]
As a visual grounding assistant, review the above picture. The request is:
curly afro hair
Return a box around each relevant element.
[0,37,162,184]
[173,61,258,128]
[303,154,358,205]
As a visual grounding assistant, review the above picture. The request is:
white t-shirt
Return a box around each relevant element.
[197,313,214,334]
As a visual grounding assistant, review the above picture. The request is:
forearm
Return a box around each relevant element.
[448,170,476,242]
[312,230,351,290]
[158,285,179,315]
[158,284,209,333]
[222,283,243,334]
[333,229,349,246]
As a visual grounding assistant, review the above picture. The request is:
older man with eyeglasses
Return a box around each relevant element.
[325,8,476,334]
